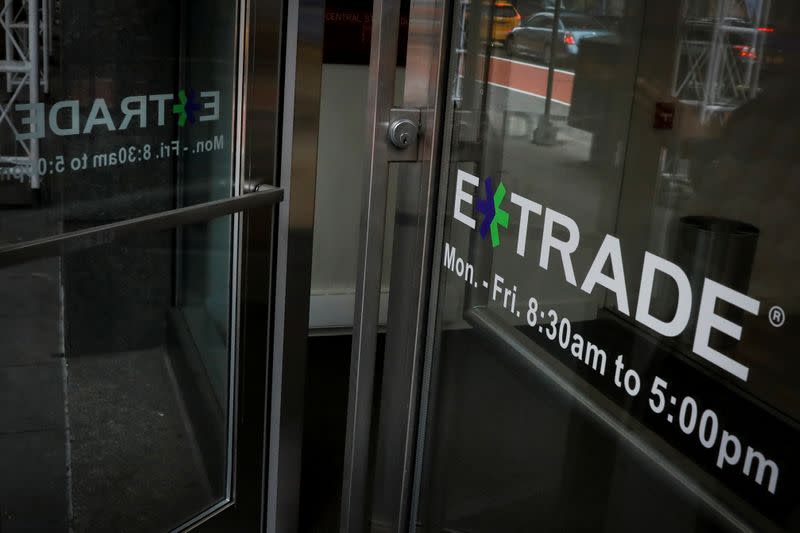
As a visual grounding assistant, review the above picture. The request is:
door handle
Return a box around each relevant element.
[0,186,284,268]
[341,0,407,528]
[244,181,276,193]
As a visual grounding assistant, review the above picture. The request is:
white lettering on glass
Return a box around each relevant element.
[510,192,542,257]
[539,208,580,286]
[580,234,630,315]
[454,170,478,230]
[635,252,692,338]
[693,279,759,381]
[448,170,763,382]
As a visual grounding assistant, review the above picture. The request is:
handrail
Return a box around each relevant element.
[0,186,283,268]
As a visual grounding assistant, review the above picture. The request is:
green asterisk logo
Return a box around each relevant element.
[490,183,509,247]
[172,89,201,127]
[476,177,509,248]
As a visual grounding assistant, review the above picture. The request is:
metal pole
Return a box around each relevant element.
[533,1,561,144]
[28,0,39,189]
[339,0,403,526]
[42,0,48,94]
[543,0,561,121]
[749,0,770,99]
[701,0,727,122]
[4,0,12,92]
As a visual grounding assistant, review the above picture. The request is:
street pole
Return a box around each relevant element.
[544,0,561,124]
[533,1,561,145]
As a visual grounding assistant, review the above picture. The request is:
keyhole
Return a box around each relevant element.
[389,119,416,149]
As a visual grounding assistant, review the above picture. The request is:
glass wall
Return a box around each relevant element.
[177,0,238,413]
[0,1,240,530]
[417,0,800,530]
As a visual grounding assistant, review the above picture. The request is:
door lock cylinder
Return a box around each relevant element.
[388,118,418,149]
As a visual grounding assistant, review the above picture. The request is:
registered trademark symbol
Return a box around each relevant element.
[768,306,786,328]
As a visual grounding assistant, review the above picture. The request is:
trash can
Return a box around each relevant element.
[676,216,759,349]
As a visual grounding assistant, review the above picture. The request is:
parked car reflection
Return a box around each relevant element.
[491,2,522,45]
[466,2,521,46]
[505,11,613,66]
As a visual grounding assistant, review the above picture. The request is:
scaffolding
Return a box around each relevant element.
[0,0,50,191]
[671,0,772,124]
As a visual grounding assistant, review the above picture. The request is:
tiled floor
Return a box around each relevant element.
[0,208,215,532]
[0,429,69,531]
[68,348,213,532]
[0,248,69,531]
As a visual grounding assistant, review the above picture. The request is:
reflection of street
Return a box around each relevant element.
[475,79,618,322]
[487,49,575,105]
[483,82,602,232]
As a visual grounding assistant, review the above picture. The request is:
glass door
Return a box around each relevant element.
[413,0,800,531]
[0,0,284,530]
[346,0,800,531]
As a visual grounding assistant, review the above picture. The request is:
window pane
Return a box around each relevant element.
[417,0,800,531]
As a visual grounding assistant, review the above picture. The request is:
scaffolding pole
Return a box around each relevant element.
[671,0,771,124]
[0,0,49,191]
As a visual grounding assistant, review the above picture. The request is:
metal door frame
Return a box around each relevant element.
[339,0,454,530]
[340,0,773,530]
[0,190,285,532]
[0,0,295,528]
[358,0,778,530]
[263,0,325,529]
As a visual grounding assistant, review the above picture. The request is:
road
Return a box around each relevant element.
[487,49,575,106]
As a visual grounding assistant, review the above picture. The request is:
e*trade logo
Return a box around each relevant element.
[476,177,509,248]
[451,169,764,384]
[172,89,201,127]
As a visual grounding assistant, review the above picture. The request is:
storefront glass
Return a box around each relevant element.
[417,0,800,530]
[0,1,242,530]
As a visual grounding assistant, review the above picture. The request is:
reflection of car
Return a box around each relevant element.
[504,12,612,64]
[685,18,765,64]
[676,18,778,97]
[491,2,522,44]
